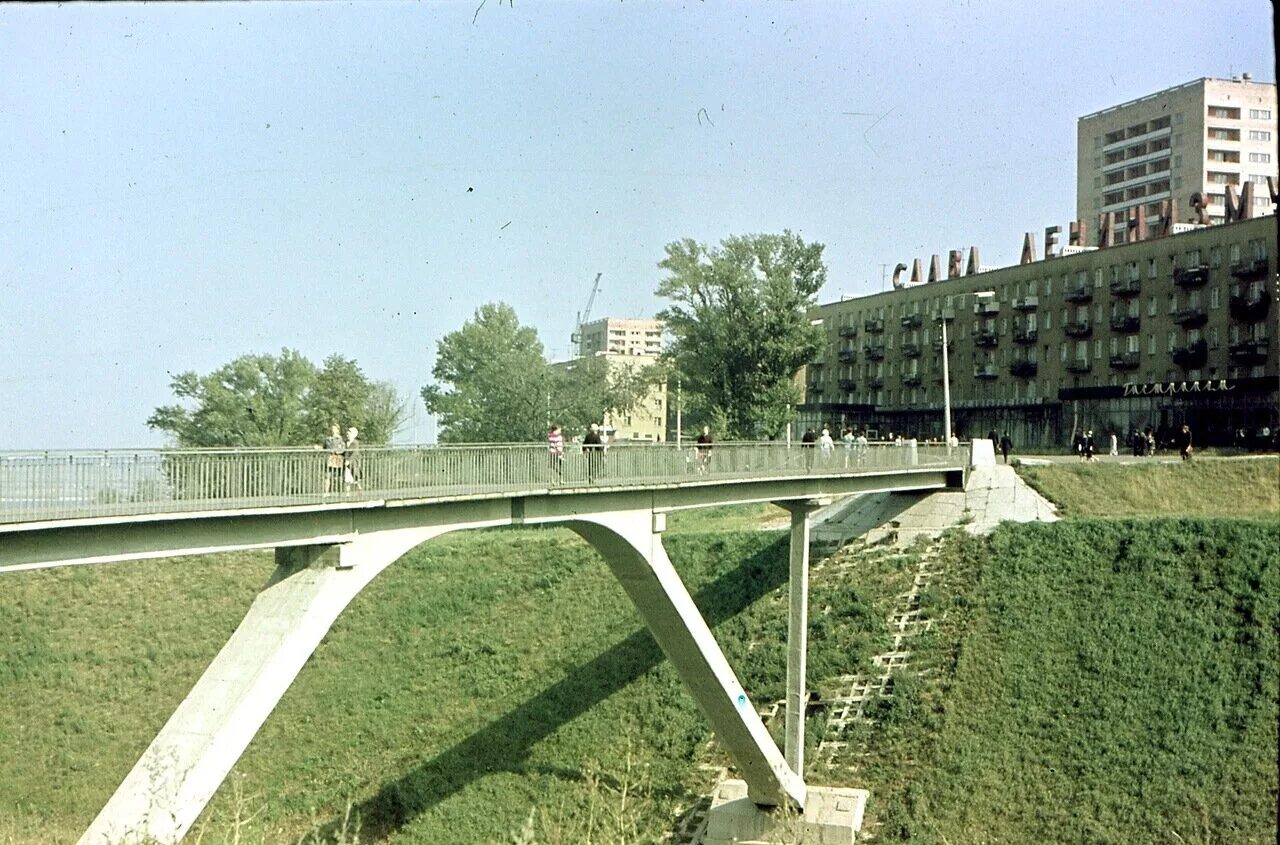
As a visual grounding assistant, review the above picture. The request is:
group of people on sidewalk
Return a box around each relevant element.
[322,424,362,493]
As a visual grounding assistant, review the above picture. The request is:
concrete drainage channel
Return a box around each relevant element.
[664,527,952,844]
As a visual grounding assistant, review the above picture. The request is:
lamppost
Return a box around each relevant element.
[939,291,993,450]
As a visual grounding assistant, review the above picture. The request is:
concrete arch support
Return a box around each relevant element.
[569,512,806,809]
[79,529,441,845]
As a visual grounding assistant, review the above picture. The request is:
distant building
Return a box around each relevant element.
[576,317,664,357]
[560,317,668,443]
[800,216,1277,449]
[1077,76,1278,235]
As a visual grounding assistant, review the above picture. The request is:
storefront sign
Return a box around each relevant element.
[1122,379,1235,397]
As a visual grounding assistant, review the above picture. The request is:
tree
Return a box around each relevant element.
[656,231,826,439]
[422,302,655,443]
[148,349,406,447]
[422,303,551,443]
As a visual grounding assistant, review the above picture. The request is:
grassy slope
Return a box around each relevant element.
[882,520,1280,844]
[1017,456,1280,519]
[855,457,1279,843]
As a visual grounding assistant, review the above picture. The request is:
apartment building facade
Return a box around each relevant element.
[576,317,665,357]
[799,216,1277,449]
[1077,76,1277,235]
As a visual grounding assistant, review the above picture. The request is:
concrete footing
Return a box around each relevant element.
[703,779,867,845]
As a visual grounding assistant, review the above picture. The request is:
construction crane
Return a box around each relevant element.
[570,272,603,358]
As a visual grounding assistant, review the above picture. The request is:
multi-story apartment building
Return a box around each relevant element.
[1077,76,1277,235]
[576,317,665,357]
[561,317,668,442]
[799,216,1277,449]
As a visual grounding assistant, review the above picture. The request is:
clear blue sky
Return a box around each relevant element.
[2,1,1273,448]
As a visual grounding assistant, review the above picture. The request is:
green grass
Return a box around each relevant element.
[854,519,1279,844]
[1017,456,1279,519]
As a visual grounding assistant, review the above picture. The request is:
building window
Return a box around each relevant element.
[1147,258,1158,278]
[1208,106,1240,119]
[1148,295,1157,316]
[1248,152,1272,163]
[1210,287,1220,309]
[1148,334,1156,354]
[1248,109,1272,120]
[1248,130,1272,141]
[1207,127,1240,141]
[1207,171,1239,185]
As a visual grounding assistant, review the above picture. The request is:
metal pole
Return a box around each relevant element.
[676,378,682,448]
[784,502,815,774]
[941,318,952,451]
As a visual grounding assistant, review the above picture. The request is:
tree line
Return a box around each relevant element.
[148,231,826,447]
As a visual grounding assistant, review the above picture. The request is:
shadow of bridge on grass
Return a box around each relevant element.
[339,534,791,841]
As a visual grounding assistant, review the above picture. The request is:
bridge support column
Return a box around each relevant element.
[569,512,806,809]
[778,499,825,775]
[79,530,438,845]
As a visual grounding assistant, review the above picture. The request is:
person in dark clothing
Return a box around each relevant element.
[1084,430,1096,462]
[583,423,605,482]
[987,429,999,447]
[998,432,1012,464]
[801,428,817,469]
[695,426,713,475]
[1178,424,1194,461]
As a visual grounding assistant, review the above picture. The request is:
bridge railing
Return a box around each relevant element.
[0,441,967,525]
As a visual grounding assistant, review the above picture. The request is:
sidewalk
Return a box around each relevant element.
[812,452,1057,548]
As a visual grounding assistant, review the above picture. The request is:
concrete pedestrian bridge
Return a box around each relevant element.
[0,441,968,844]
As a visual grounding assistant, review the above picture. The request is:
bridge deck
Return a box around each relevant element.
[0,441,967,528]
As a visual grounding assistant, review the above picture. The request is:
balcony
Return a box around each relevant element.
[1109,351,1141,370]
[838,325,858,339]
[1064,320,1093,338]
[974,364,999,380]
[864,344,885,361]
[1229,257,1269,280]
[1228,339,1270,365]
[865,319,885,333]
[901,313,923,328]
[806,382,825,394]
[837,349,857,363]
[932,337,955,352]
[901,343,922,358]
[974,300,1001,317]
[1230,291,1271,322]
[902,373,922,387]
[1065,286,1093,303]
[1110,277,1141,296]
[1009,359,1038,378]
[1172,340,1208,369]
[1013,296,1038,312]
[1173,307,1208,328]
[1013,328,1038,345]
[974,330,999,348]
[1109,315,1141,333]
[1066,358,1092,374]
[868,376,885,389]
[838,378,858,392]
[1174,265,1208,288]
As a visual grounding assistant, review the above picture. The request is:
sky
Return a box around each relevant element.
[2,1,1274,449]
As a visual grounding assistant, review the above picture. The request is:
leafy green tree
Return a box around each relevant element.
[656,231,826,438]
[304,355,407,445]
[422,303,551,443]
[148,349,406,447]
[422,303,655,443]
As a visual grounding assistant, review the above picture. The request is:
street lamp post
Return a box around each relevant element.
[939,291,994,451]
[940,316,953,448]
